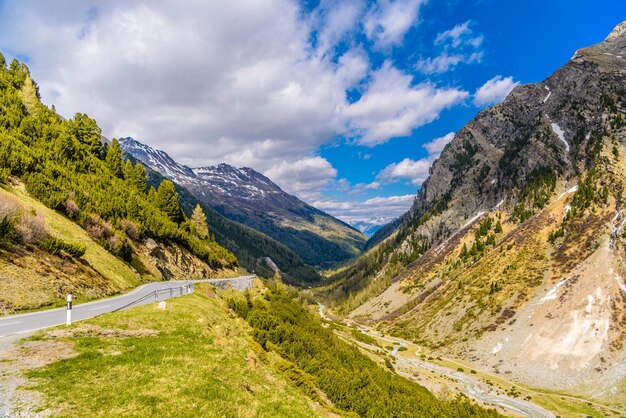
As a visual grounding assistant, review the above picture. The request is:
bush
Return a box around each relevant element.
[119,219,142,240]
[0,168,10,184]
[14,211,48,244]
[351,329,377,345]
[0,198,48,245]
[0,215,16,246]
[39,237,86,258]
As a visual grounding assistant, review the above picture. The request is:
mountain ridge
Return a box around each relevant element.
[322,21,626,398]
[120,137,367,268]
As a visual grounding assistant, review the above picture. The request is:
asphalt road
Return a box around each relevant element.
[0,276,254,339]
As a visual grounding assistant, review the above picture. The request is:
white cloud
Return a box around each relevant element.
[342,62,468,146]
[417,20,484,74]
[0,0,468,203]
[364,0,425,49]
[313,0,364,55]
[264,156,337,200]
[312,194,415,224]
[423,132,454,155]
[377,157,432,185]
[435,20,480,48]
[473,75,519,107]
[416,52,464,74]
[376,131,454,186]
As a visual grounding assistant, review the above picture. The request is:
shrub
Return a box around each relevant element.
[14,212,48,244]
[0,197,48,245]
[39,237,86,258]
[84,213,114,241]
[0,168,10,184]
[63,198,80,218]
[0,215,16,246]
[119,219,142,240]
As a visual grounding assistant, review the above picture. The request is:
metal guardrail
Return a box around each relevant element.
[110,282,194,314]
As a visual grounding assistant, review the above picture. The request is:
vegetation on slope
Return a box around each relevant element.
[25,285,324,417]
[0,181,148,312]
[228,284,502,417]
[0,54,236,273]
[144,168,321,285]
[219,203,365,269]
[319,202,444,313]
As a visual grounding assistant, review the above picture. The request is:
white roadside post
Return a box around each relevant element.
[66,294,73,325]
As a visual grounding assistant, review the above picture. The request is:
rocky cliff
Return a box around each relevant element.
[325,21,626,400]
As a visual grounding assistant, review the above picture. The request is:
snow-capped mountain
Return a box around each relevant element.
[193,164,283,200]
[351,217,395,237]
[119,137,366,267]
[119,137,197,184]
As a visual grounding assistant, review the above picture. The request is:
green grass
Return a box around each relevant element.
[350,328,378,346]
[25,285,323,417]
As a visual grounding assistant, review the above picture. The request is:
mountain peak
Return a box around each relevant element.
[606,20,626,40]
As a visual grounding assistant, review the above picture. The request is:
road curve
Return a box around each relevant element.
[317,304,555,418]
[0,276,255,339]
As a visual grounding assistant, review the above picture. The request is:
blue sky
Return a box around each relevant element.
[314,0,626,214]
[1,0,624,225]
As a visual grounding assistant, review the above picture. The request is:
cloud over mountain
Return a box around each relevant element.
[0,0,468,202]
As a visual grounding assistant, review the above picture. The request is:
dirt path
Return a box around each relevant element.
[0,335,59,417]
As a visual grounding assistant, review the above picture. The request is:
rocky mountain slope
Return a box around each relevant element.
[120,137,366,268]
[323,21,626,401]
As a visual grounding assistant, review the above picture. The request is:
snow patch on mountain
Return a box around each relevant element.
[545,115,570,152]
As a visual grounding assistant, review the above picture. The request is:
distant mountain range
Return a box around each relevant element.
[351,216,394,237]
[120,137,366,268]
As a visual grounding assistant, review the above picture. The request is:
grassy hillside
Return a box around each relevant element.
[1,181,139,289]
[0,181,139,312]
[23,284,327,417]
[20,282,501,417]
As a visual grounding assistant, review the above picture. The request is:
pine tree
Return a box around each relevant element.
[131,163,147,193]
[459,243,468,259]
[123,160,134,181]
[69,113,102,157]
[147,186,157,203]
[156,180,183,223]
[494,220,503,233]
[106,139,124,178]
[191,204,209,238]
[126,193,141,220]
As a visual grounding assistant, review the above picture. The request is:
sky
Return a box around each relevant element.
[1,0,625,226]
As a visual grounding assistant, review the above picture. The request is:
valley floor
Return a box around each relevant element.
[319,305,626,418]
